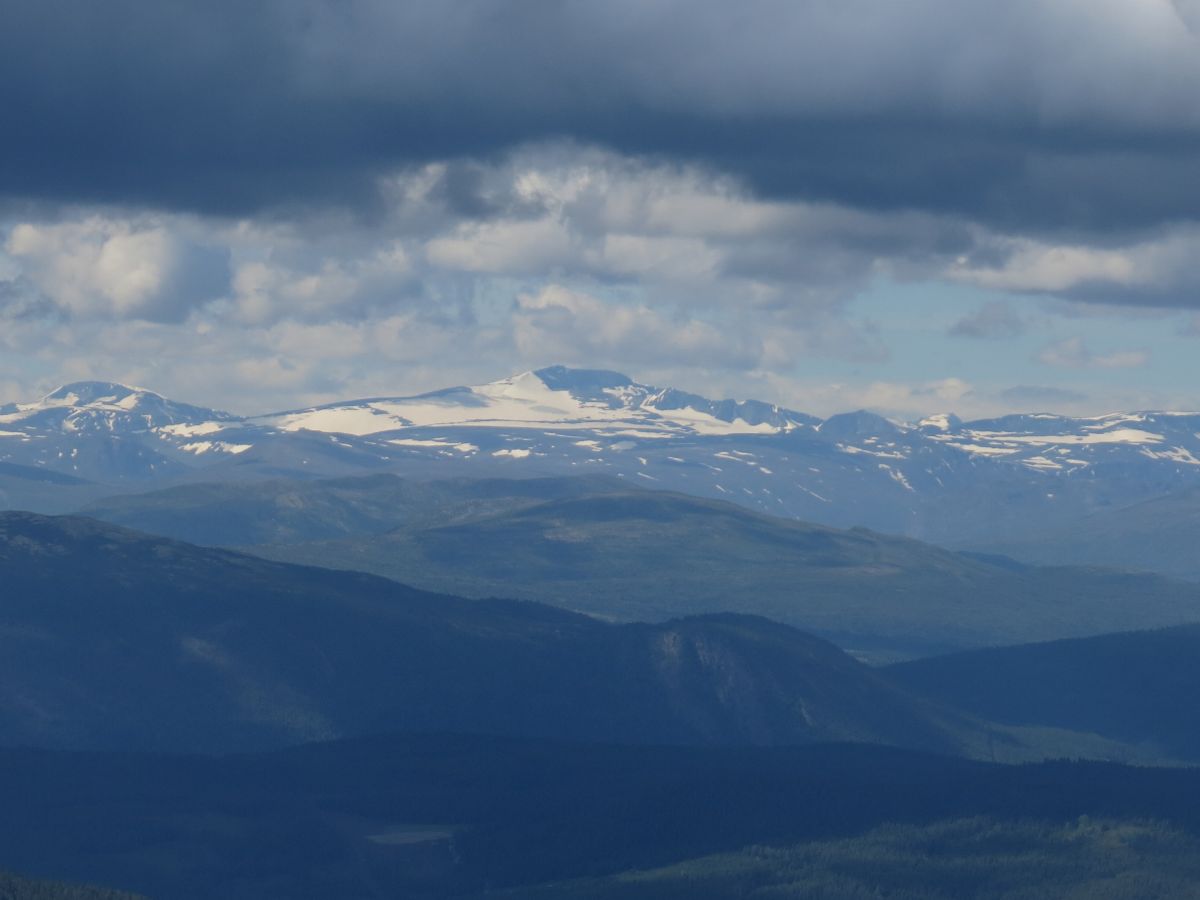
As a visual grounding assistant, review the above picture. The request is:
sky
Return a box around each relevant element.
[3,0,1200,420]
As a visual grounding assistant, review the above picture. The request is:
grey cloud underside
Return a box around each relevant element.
[8,0,1200,234]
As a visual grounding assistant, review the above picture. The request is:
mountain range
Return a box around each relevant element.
[5,367,1200,556]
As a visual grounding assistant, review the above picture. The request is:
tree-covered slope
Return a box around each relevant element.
[498,817,1200,900]
[214,480,1200,659]
[0,511,967,755]
[887,624,1200,761]
[80,474,624,546]
[6,736,1200,899]
[0,871,142,900]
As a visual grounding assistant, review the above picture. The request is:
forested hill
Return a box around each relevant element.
[0,510,969,755]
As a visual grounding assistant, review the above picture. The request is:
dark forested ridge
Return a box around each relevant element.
[498,817,1200,899]
[82,475,1200,659]
[0,870,142,900]
[0,511,974,755]
[5,735,1200,899]
[887,624,1200,762]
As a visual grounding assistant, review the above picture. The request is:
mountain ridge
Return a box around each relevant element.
[10,366,1196,438]
[7,366,1200,554]
[886,622,1200,762]
[0,509,978,755]
[80,474,1200,660]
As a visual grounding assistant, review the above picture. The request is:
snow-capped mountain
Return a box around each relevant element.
[255,367,815,437]
[4,365,1200,546]
[0,382,242,484]
[0,382,235,434]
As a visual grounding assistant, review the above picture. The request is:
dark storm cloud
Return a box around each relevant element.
[7,0,1200,234]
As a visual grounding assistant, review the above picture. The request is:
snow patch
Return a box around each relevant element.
[389,438,478,454]
[180,441,252,455]
[266,406,406,436]
[1022,455,1063,470]
[880,465,915,491]
[964,428,1163,446]
[158,421,229,437]
[1141,446,1200,465]
[943,442,1020,457]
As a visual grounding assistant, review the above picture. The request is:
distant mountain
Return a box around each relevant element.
[254,366,816,437]
[0,381,238,482]
[887,624,1200,761]
[81,474,626,546]
[8,367,1200,555]
[0,462,108,516]
[83,475,1200,660]
[972,486,1200,580]
[2,381,236,435]
[0,511,974,755]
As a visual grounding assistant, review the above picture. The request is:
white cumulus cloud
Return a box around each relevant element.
[5,216,229,322]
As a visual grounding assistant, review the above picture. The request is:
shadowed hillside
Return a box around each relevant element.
[0,511,971,755]
[0,871,142,900]
[6,735,1200,899]
[887,624,1200,762]
[498,817,1200,900]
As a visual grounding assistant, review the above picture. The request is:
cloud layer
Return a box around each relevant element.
[6,0,1200,234]
[3,2,1200,416]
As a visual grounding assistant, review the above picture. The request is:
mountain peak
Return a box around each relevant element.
[7,381,236,444]
[917,413,963,433]
[531,366,637,393]
[819,410,906,440]
[41,381,158,407]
